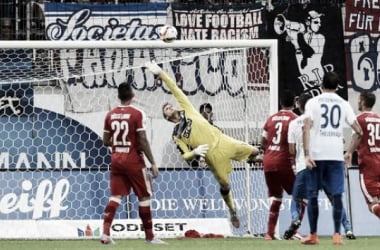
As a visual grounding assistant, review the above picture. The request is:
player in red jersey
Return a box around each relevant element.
[345,92,380,219]
[261,90,298,240]
[100,82,166,245]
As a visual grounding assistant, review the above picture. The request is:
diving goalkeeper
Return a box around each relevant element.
[145,61,260,228]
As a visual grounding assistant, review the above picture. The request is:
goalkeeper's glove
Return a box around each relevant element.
[145,61,163,75]
[192,144,209,158]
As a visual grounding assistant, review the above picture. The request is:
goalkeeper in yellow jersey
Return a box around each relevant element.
[145,61,260,228]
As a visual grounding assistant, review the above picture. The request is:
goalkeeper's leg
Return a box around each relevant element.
[220,185,240,228]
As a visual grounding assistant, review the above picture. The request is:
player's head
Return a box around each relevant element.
[162,102,178,123]
[280,89,295,109]
[118,82,135,102]
[199,103,213,122]
[322,71,340,91]
[358,92,376,112]
[297,93,312,113]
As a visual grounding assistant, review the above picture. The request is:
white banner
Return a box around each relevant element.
[0,218,231,239]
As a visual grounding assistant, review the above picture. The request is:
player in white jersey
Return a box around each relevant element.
[283,93,311,240]
[302,72,362,245]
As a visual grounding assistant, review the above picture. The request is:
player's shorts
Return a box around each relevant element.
[292,168,308,199]
[264,167,295,197]
[359,171,380,205]
[110,167,152,199]
[206,134,254,185]
[306,160,344,196]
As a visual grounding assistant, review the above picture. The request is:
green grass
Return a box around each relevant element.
[2,237,380,250]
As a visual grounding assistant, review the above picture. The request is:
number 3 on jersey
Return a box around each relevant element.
[111,120,131,149]
[272,122,283,144]
[367,123,380,146]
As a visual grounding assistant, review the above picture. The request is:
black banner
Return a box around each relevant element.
[171,3,266,40]
[267,4,348,100]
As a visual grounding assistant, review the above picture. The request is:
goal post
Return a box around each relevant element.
[0,39,278,239]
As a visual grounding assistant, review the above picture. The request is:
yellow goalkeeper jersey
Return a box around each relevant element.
[160,72,222,161]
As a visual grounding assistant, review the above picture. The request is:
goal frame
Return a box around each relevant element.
[0,39,278,112]
[0,39,278,238]
[0,39,278,113]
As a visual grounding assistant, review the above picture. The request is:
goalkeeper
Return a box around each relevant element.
[146,61,260,228]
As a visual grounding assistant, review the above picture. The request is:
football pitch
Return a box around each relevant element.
[2,237,380,250]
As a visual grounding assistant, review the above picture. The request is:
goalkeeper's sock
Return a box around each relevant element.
[103,200,119,236]
[267,200,281,236]
[372,204,380,218]
[139,200,154,241]
[221,188,235,213]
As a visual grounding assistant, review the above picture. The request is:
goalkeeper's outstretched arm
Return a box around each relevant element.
[145,61,194,111]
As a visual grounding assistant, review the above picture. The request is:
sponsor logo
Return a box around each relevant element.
[0,179,70,219]
[78,224,101,237]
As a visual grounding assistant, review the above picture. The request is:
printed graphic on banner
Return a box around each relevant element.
[78,224,101,237]
[0,83,33,116]
[0,83,110,170]
[171,3,266,40]
[267,4,347,99]
[44,3,167,41]
[43,2,168,112]
[344,0,380,91]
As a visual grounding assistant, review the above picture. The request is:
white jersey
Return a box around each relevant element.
[304,92,356,160]
[288,114,307,173]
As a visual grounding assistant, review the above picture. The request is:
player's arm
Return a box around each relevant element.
[138,130,159,177]
[303,116,316,169]
[173,137,208,161]
[103,114,113,146]
[344,120,363,167]
[260,129,268,151]
[103,131,112,146]
[145,61,196,112]
[288,122,296,170]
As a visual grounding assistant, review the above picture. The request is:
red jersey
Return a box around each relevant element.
[356,112,380,175]
[104,105,146,171]
[262,110,297,171]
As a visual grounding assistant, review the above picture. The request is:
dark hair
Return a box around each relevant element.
[322,72,340,90]
[280,89,295,108]
[118,82,134,101]
[298,93,312,111]
[360,92,376,108]
[162,102,170,120]
[199,103,212,113]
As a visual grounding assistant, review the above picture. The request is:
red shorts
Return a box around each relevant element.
[264,168,295,198]
[359,171,380,205]
[110,167,153,199]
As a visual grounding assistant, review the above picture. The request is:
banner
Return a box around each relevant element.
[43,2,169,113]
[0,219,231,239]
[267,4,348,100]
[344,0,380,91]
[171,3,266,40]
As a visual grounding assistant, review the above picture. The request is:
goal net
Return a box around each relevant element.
[0,40,277,239]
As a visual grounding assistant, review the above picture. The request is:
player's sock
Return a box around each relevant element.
[220,188,235,213]
[139,200,154,241]
[290,199,299,221]
[372,204,380,218]
[332,194,343,233]
[307,197,319,233]
[103,199,120,236]
[300,200,307,221]
[267,200,281,236]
